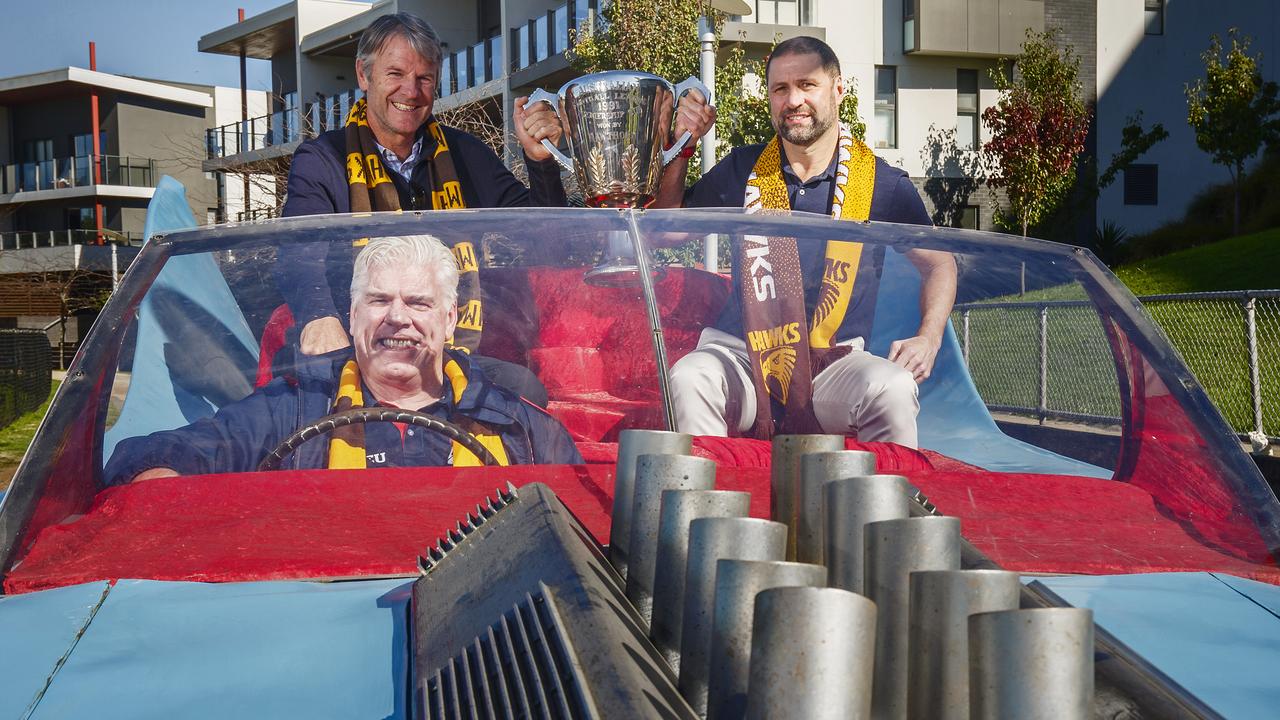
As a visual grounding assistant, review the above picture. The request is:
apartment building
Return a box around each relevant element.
[0,66,266,347]
[200,0,1280,240]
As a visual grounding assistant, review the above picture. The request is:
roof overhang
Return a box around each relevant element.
[0,68,212,108]
[299,3,391,57]
[198,2,298,59]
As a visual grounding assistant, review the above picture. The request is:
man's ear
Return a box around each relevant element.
[444,301,458,342]
[355,59,369,92]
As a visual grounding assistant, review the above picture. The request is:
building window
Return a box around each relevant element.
[957,69,980,150]
[958,205,980,230]
[20,138,53,162]
[903,0,917,52]
[1144,0,1164,35]
[875,66,898,150]
[1124,164,1159,205]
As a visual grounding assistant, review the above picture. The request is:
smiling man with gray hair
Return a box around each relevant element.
[105,234,582,485]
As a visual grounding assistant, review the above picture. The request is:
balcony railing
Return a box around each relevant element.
[206,89,362,160]
[0,155,157,195]
[730,0,814,26]
[0,228,144,250]
[511,0,597,73]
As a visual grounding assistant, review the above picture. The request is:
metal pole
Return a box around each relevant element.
[111,243,119,291]
[239,8,250,215]
[907,570,1021,720]
[1038,305,1048,424]
[610,429,692,577]
[1245,297,1264,441]
[699,15,718,272]
[679,517,787,715]
[651,489,751,672]
[796,450,877,564]
[705,559,826,720]
[866,516,961,720]
[626,454,717,626]
[771,434,845,560]
[962,309,970,368]
[746,587,876,720]
[969,608,1094,720]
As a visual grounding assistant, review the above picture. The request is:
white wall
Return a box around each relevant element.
[1096,0,1280,234]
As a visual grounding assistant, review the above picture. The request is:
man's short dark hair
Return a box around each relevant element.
[765,36,841,82]
[357,12,443,77]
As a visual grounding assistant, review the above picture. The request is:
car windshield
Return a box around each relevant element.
[1,206,1277,591]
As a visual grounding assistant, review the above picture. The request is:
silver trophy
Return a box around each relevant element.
[525,71,710,285]
[525,70,709,208]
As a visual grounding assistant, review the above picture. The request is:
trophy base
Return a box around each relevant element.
[584,261,665,288]
[587,193,656,209]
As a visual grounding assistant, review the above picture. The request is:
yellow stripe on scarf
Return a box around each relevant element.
[328,360,368,469]
[443,359,510,467]
[745,125,878,349]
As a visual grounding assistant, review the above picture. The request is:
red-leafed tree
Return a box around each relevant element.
[982,29,1092,237]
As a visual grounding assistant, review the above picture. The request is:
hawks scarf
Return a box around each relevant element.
[327,357,511,468]
[344,98,483,353]
[738,123,877,438]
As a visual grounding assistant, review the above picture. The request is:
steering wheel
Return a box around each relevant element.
[257,407,502,471]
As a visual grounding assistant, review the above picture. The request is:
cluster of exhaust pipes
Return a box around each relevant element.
[608,430,1095,720]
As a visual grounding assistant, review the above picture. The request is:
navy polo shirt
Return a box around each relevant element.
[685,141,931,343]
[356,385,466,468]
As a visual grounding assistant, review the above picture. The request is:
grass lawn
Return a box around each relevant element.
[1115,227,1280,296]
[954,232,1280,437]
[0,381,58,492]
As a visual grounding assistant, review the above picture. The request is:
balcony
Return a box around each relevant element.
[0,156,157,196]
[440,34,504,98]
[206,89,361,160]
[0,228,144,251]
[904,0,1044,57]
[510,0,596,74]
[729,0,814,25]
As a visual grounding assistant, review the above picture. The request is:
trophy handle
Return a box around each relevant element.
[661,77,713,165]
[522,89,575,172]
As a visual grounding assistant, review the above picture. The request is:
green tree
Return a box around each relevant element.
[570,1,863,172]
[981,29,1092,237]
[1185,28,1280,235]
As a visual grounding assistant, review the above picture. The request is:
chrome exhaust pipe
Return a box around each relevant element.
[865,516,961,720]
[650,489,752,673]
[611,429,692,577]
[705,559,826,720]
[907,569,1021,720]
[745,586,877,720]
[823,474,912,593]
[678,517,787,716]
[796,450,877,564]
[770,434,844,560]
[625,454,717,626]
[969,608,1095,720]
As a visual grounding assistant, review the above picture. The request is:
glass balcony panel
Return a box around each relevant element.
[472,41,487,84]
[489,37,503,78]
[455,51,471,91]
[555,4,569,54]
[776,0,797,25]
[441,56,453,96]
[535,15,549,61]
[515,26,530,71]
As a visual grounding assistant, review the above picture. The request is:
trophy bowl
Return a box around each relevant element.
[526,70,709,209]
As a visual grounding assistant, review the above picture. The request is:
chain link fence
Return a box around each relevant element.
[0,329,52,431]
[955,290,1280,444]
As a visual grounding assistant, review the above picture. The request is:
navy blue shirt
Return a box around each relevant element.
[684,142,931,342]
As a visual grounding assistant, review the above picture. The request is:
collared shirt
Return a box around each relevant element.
[375,135,424,182]
[780,147,841,216]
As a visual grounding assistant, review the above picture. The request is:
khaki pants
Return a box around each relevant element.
[669,328,920,448]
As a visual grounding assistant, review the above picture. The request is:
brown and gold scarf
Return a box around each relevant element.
[344,98,483,353]
[327,357,511,469]
[738,123,877,438]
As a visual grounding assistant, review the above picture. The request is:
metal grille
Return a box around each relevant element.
[955,290,1280,443]
[425,589,590,720]
[0,329,52,430]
